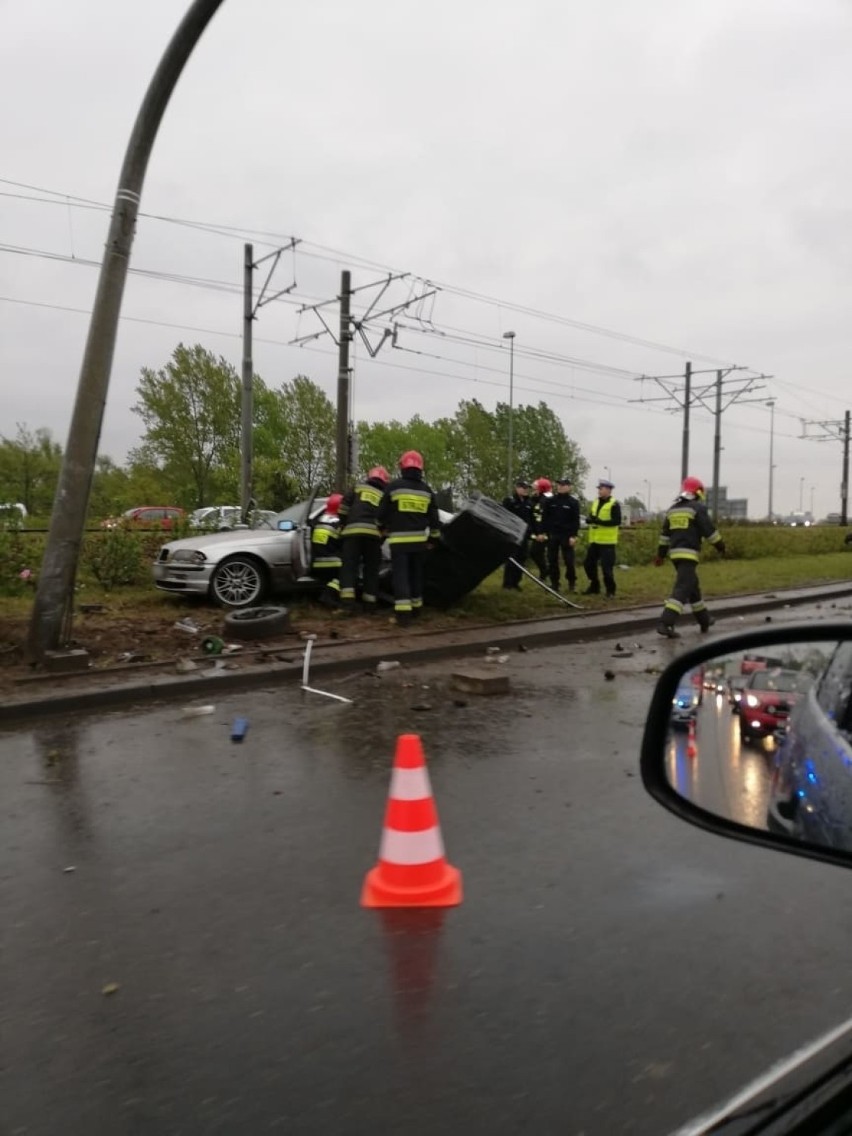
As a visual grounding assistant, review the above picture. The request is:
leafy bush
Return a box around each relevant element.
[0,529,40,596]
[81,530,145,591]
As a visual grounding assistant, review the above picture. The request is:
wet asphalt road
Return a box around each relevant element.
[4,601,852,1136]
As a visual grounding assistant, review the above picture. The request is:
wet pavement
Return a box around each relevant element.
[4,602,852,1135]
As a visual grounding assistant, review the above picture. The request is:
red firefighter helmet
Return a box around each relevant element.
[682,476,705,499]
[533,477,552,494]
[367,466,390,484]
[325,492,343,515]
[399,450,424,471]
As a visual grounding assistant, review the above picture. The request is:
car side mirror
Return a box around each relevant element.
[640,623,852,870]
[277,519,296,532]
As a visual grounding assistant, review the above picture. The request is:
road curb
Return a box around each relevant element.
[3,582,852,724]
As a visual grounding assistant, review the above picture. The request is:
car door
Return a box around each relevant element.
[291,488,322,581]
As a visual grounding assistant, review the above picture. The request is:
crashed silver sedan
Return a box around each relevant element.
[153,495,328,607]
[153,492,526,609]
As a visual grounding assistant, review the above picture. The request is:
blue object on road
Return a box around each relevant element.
[231,717,249,743]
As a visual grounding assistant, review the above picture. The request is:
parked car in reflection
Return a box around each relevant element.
[738,667,813,745]
[671,669,703,727]
[102,506,185,531]
[767,642,852,848]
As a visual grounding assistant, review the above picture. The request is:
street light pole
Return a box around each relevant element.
[799,476,805,513]
[503,331,516,494]
[644,479,651,513]
[28,0,226,661]
[810,485,815,517]
[767,399,775,521]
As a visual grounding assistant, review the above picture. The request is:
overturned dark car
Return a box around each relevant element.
[153,491,527,609]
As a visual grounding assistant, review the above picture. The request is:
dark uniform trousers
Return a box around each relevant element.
[339,535,382,607]
[662,559,709,628]
[390,544,426,619]
[584,544,617,596]
[548,536,576,589]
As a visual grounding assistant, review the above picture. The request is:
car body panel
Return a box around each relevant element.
[153,496,328,603]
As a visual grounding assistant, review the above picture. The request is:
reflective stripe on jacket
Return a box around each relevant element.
[311,520,342,569]
[588,497,620,544]
[377,472,440,546]
[339,479,385,539]
[659,497,721,562]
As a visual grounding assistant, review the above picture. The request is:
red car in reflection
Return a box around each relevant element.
[738,668,812,745]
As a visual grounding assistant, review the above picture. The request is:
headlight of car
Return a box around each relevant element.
[745,694,761,708]
[171,549,207,564]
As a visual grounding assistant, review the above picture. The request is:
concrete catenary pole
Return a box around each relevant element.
[28,0,226,661]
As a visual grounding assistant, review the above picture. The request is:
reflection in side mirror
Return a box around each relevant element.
[641,626,852,868]
[277,519,296,531]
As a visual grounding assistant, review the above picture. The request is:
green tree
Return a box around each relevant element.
[0,424,63,515]
[275,375,336,497]
[132,344,243,506]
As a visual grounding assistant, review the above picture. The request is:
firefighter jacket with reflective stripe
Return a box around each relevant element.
[587,497,621,544]
[339,478,385,538]
[542,492,580,538]
[502,493,534,535]
[658,496,722,562]
[311,519,342,569]
[530,493,550,536]
[377,471,440,546]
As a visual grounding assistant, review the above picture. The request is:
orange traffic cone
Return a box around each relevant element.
[687,716,697,759]
[361,734,462,909]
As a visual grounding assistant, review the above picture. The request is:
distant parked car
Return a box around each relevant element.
[188,506,280,532]
[102,506,185,531]
[0,502,27,527]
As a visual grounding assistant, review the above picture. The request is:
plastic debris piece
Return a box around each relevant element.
[176,658,199,674]
[63,866,76,873]
[174,618,200,634]
[102,983,120,996]
[231,717,249,743]
[202,635,224,655]
[181,704,216,718]
[376,660,401,673]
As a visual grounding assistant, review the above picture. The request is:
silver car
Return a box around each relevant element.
[153,494,328,607]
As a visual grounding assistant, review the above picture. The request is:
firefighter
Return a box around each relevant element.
[501,478,533,590]
[338,466,389,613]
[583,479,622,597]
[655,475,726,638]
[310,492,343,607]
[377,450,440,627]
[543,475,580,592]
[529,477,552,580]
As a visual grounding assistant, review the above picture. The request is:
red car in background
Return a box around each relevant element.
[101,506,185,531]
[737,667,813,745]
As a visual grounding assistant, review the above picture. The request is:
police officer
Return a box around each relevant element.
[543,475,580,592]
[655,475,726,638]
[583,478,621,597]
[501,479,534,590]
[529,477,552,580]
[377,450,440,627]
[338,466,389,613]
[310,492,343,606]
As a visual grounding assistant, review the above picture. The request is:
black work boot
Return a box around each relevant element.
[656,620,680,639]
[583,584,600,595]
[696,613,715,634]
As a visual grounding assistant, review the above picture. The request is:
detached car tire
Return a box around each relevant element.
[222,606,290,640]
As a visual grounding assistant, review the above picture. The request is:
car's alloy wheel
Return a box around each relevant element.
[211,556,266,607]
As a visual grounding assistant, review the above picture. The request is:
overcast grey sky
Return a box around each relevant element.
[2,0,850,515]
